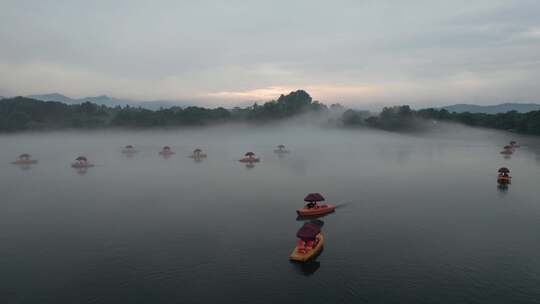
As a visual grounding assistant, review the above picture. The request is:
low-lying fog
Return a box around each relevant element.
[2,123,540,303]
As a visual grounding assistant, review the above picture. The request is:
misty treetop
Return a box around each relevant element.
[342,105,540,135]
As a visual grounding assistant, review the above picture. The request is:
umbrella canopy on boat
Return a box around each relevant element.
[76,156,87,161]
[296,222,321,240]
[304,193,325,202]
[498,167,510,173]
[19,153,31,159]
[245,152,255,156]
[278,145,285,149]
[125,145,134,149]
[510,141,516,145]
[193,148,202,153]
[163,146,171,150]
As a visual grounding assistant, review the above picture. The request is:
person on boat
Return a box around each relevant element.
[303,193,325,209]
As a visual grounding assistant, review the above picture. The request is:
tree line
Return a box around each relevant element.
[2,91,540,135]
[342,106,540,135]
[0,90,326,131]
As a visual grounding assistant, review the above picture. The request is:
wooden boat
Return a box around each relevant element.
[189,148,207,159]
[297,193,335,217]
[274,145,290,154]
[497,175,511,184]
[497,167,511,184]
[239,152,259,163]
[159,146,175,156]
[509,141,520,148]
[290,234,324,262]
[297,204,336,217]
[290,221,324,263]
[239,157,259,163]
[121,145,137,153]
[13,154,37,165]
[71,156,94,168]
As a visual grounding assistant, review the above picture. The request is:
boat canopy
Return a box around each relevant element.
[510,141,516,145]
[76,156,87,161]
[194,148,202,153]
[498,167,510,173]
[163,146,171,150]
[304,193,325,202]
[125,145,134,149]
[245,152,255,156]
[296,222,321,240]
[19,153,30,159]
[278,144,285,149]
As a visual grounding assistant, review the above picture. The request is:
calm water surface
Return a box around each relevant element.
[1,124,540,303]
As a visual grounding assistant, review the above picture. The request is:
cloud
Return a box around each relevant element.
[1,0,540,107]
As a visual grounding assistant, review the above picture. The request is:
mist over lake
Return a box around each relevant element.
[2,124,540,303]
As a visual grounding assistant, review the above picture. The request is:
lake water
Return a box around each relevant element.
[1,123,540,304]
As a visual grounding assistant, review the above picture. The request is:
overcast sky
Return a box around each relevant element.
[1,0,540,108]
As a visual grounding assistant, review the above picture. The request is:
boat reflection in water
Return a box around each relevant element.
[159,146,175,158]
[12,154,38,170]
[71,156,94,175]
[75,167,89,175]
[121,145,137,157]
[292,252,323,276]
[497,183,509,194]
[189,148,207,163]
[16,163,33,171]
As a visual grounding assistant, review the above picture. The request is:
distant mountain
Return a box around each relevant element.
[26,93,193,109]
[442,103,540,114]
[28,93,74,104]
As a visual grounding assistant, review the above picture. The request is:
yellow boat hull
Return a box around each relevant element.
[290,233,324,262]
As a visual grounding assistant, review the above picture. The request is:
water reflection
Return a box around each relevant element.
[296,211,335,222]
[159,146,175,158]
[2,127,540,303]
[121,145,138,157]
[14,163,32,171]
[291,254,322,276]
[497,183,509,194]
[75,167,89,175]
[122,148,137,158]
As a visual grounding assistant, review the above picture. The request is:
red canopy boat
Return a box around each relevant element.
[13,153,38,165]
[296,193,336,217]
[159,146,175,155]
[290,221,325,262]
[239,152,260,163]
[497,167,511,184]
[71,156,94,168]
